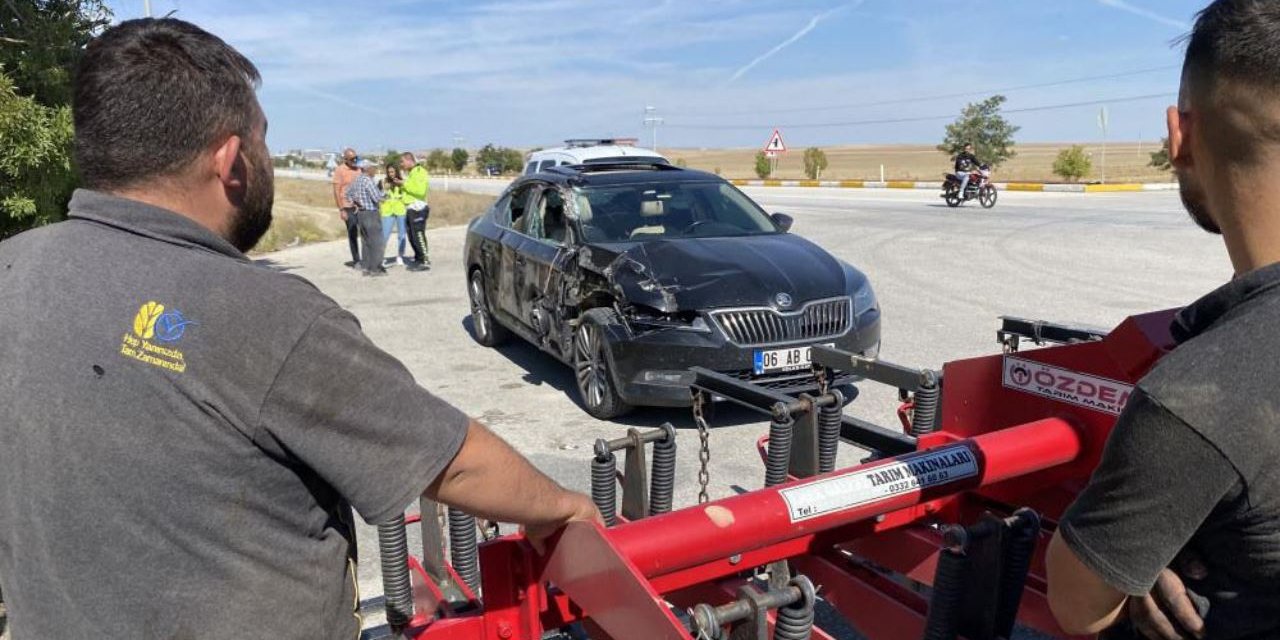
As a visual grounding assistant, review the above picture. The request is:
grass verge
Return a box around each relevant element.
[251,178,495,254]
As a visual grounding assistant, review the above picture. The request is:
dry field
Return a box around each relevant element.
[663,142,1173,184]
[252,178,496,253]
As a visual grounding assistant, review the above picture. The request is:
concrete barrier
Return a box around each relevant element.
[729,178,1176,193]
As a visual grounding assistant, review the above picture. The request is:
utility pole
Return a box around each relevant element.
[143,0,152,16]
[643,106,663,152]
[1098,106,1109,184]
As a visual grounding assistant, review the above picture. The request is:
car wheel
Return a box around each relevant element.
[979,185,998,208]
[943,186,961,208]
[574,308,632,420]
[468,268,508,347]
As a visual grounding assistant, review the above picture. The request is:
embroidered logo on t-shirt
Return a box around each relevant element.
[120,300,196,373]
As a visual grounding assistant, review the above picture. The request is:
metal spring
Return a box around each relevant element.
[376,515,413,627]
[765,412,794,487]
[911,376,940,436]
[648,426,677,516]
[995,509,1042,637]
[591,442,618,526]
[448,507,480,594]
[775,576,816,640]
[818,389,844,473]
[922,547,970,640]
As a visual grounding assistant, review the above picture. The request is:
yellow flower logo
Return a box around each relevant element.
[132,301,165,339]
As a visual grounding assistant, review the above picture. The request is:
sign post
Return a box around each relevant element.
[763,129,787,178]
[1097,107,1109,185]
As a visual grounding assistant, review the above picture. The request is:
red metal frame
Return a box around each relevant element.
[399,310,1176,640]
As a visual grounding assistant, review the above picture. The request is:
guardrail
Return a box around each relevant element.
[728,179,1177,192]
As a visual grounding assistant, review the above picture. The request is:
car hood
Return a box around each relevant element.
[581,234,856,313]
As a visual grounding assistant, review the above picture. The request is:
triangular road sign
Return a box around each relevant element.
[763,129,787,153]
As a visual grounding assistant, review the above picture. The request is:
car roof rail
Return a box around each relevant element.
[563,138,640,148]
[567,162,681,173]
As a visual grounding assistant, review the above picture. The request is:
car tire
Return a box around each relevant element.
[574,308,633,420]
[978,185,998,208]
[468,268,508,347]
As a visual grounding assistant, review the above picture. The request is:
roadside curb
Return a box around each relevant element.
[728,179,1177,193]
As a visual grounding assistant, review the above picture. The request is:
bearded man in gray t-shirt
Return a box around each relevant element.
[0,18,598,639]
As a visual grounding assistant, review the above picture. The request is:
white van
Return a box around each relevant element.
[523,138,668,175]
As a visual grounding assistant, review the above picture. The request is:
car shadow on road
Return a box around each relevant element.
[461,316,764,430]
[252,257,300,272]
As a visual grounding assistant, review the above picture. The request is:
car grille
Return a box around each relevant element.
[710,297,853,347]
[722,368,856,393]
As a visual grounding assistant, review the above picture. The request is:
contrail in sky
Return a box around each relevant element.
[282,81,389,117]
[1096,0,1190,30]
[727,2,859,85]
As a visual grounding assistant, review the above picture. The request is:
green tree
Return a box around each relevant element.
[381,149,401,168]
[0,1,110,238]
[1052,145,1092,182]
[425,148,448,172]
[674,157,688,168]
[1148,137,1172,171]
[802,147,828,179]
[450,147,469,173]
[500,148,523,174]
[1,0,112,107]
[475,143,501,172]
[754,151,771,179]
[0,73,76,238]
[938,95,1020,169]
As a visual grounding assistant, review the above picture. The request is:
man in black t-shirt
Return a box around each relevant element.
[1047,2,1280,638]
[953,143,980,196]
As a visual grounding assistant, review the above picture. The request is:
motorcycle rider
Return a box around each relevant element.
[953,143,981,198]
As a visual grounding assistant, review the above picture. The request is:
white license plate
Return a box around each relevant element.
[753,344,831,375]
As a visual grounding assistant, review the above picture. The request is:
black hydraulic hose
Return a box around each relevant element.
[448,507,481,595]
[591,440,618,526]
[648,425,677,516]
[995,509,1042,637]
[922,546,970,640]
[817,389,844,474]
[377,515,413,628]
[765,410,794,487]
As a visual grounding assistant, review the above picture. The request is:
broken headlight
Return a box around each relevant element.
[625,305,712,333]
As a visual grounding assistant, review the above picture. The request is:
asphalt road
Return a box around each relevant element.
[258,183,1226,636]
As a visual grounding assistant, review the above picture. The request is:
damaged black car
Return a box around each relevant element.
[463,163,880,419]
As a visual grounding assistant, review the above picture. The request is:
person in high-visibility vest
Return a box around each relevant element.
[379,164,409,267]
[399,152,430,270]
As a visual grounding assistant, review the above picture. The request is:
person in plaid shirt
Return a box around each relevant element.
[345,160,387,276]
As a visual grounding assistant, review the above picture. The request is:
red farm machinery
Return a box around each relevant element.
[372,310,1176,640]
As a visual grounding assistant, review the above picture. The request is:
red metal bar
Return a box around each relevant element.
[609,417,1082,581]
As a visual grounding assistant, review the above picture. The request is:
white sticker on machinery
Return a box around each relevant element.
[780,446,979,522]
[1002,356,1133,416]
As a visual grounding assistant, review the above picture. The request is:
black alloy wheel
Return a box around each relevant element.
[978,185,998,208]
[943,184,962,208]
[573,308,632,419]
[468,269,508,347]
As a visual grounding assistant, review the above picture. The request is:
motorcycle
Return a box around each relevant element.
[942,163,997,208]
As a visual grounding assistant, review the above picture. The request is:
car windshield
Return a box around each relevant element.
[573,181,778,243]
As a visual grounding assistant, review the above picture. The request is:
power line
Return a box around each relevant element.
[663,92,1176,131]
[673,64,1180,118]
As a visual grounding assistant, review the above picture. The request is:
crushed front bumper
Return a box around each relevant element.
[602,311,881,407]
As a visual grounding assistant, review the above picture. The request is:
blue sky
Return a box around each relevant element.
[106,0,1205,152]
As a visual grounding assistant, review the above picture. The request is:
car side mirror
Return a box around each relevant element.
[771,212,794,232]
